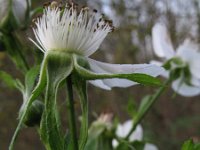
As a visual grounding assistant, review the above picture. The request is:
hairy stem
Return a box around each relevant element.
[66,75,79,150]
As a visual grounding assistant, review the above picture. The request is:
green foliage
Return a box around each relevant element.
[182,139,200,150]
[85,121,113,150]
[0,70,18,89]
[9,59,47,150]
[126,98,137,117]
[116,141,145,150]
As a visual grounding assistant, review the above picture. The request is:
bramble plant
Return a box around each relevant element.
[0,0,200,150]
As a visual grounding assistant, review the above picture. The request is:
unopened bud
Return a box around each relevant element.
[0,0,30,30]
[23,100,44,127]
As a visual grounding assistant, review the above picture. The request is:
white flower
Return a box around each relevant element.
[112,120,158,150]
[0,0,28,27]
[0,0,9,24]
[0,0,9,26]
[152,22,200,97]
[31,1,164,90]
[12,0,28,24]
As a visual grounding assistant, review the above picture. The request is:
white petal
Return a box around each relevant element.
[152,23,175,59]
[144,143,158,150]
[87,58,165,89]
[12,0,27,23]
[115,120,143,142]
[191,76,200,87]
[176,39,200,79]
[172,78,200,97]
[88,80,111,90]
[129,123,143,142]
[150,60,169,78]
[150,60,163,67]
[112,139,119,148]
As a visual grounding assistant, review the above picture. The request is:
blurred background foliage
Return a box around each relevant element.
[1,0,200,149]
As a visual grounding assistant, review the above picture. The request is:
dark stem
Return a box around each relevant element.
[66,75,79,150]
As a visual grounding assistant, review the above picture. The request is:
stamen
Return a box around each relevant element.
[31,1,115,56]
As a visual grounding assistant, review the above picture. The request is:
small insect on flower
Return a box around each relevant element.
[30,1,164,90]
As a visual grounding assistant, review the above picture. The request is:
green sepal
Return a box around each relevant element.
[23,100,44,127]
[40,50,73,150]
[73,55,161,86]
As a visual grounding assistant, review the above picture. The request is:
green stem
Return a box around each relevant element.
[66,75,79,150]
[125,78,172,140]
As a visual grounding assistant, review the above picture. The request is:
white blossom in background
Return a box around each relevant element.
[0,0,28,26]
[12,0,28,24]
[152,22,200,97]
[0,0,9,24]
[31,1,164,90]
[112,120,158,150]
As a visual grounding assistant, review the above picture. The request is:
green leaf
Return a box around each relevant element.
[182,139,194,150]
[126,98,137,117]
[181,139,200,150]
[73,55,161,86]
[194,143,200,149]
[9,58,47,150]
[73,75,88,150]
[0,70,19,89]
[40,51,73,150]
[18,66,43,118]
[24,66,40,97]
[136,95,152,120]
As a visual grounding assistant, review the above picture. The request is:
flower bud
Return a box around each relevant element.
[23,100,44,127]
[0,0,30,31]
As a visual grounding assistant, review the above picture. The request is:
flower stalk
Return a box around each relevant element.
[66,75,79,150]
[125,78,172,140]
